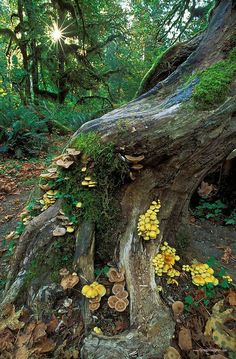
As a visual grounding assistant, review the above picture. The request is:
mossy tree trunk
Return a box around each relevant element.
[2,1,236,358]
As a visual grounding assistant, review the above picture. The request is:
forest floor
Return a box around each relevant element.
[0,134,70,290]
[0,137,235,359]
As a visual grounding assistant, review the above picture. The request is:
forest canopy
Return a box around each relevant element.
[0,0,213,132]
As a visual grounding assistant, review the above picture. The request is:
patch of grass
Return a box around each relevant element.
[192,47,236,110]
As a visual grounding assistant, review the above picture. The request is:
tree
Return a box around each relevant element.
[1,0,236,357]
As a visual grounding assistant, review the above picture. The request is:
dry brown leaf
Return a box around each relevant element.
[228,290,236,306]
[178,327,192,351]
[33,338,56,353]
[32,322,47,342]
[0,305,24,331]
[60,273,79,290]
[16,333,32,348]
[198,181,214,198]
[46,315,59,333]
[0,329,14,351]
[15,346,29,359]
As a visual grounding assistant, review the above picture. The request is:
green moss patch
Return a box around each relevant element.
[192,48,236,110]
[52,132,129,261]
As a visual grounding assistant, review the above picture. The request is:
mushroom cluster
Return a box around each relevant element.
[182,263,219,286]
[53,148,81,169]
[81,176,97,188]
[40,167,58,181]
[82,282,106,311]
[53,211,75,236]
[152,242,180,284]
[39,190,58,210]
[107,268,129,312]
[124,154,144,180]
[137,200,161,240]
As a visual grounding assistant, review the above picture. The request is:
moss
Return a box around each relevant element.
[192,47,236,110]
[24,236,74,286]
[56,132,129,261]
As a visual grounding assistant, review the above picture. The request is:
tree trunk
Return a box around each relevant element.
[2,1,236,358]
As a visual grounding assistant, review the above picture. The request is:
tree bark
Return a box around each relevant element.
[2,1,236,358]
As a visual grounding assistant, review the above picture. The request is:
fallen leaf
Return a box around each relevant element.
[33,338,56,353]
[46,315,59,333]
[178,327,192,351]
[0,328,15,351]
[205,300,236,352]
[0,305,24,331]
[228,290,236,306]
[15,346,29,359]
[33,322,47,341]
[198,181,215,198]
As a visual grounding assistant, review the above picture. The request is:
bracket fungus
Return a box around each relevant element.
[65,148,81,156]
[52,226,66,237]
[56,158,74,169]
[124,154,144,164]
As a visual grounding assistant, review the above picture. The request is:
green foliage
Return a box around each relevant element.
[194,199,227,221]
[192,47,236,109]
[224,209,236,225]
[0,104,48,158]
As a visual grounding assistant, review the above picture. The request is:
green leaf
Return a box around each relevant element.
[220,279,229,289]
[184,295,194,305]
[206,256,217,267]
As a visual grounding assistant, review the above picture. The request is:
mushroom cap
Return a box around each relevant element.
[75,202,82,208]
[47,167,58,173]
[131,164,143,170]
[66,148,81,156]
[108,268,125,283]
[172,301,184,318]
[95,284,106,297]
[112,283,125,295]
[56,159,74,169]
[164,347,181,359]
[39,184,51,191]
[125,154,145,163]
[122,298,129,306]
[60,273,80,290]
[116,290,128,299]
[59,268,70,276]
[89,296,101,304]
[89,302,100,311]
[40,172,57,179]
[66,226,75,233]
[53,226,66,237]
[114,299,128,312]
[82,285,98,299]
[108,295,119,309]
